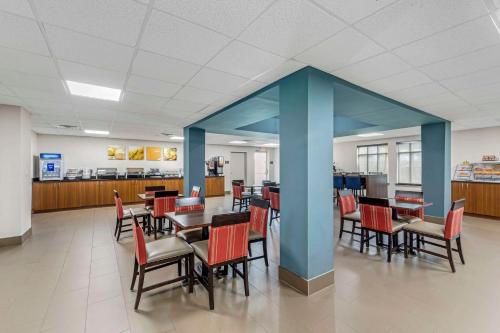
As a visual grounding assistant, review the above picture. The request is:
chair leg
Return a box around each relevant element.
[339,218,344,240]
[184,257,189,280]
[248,243,252,257]
[360,228,365,253]
[177,260,182,276]
[232,263,237,278]
[116,219,122,241]
[232,198,236,211]
[351,221,355,235]
[446,239,456,273]
[147,215,151,236]
[188,254,194,293]
[208,268,215,310]
[154,218,158,240]
[403,231,408,259]
[130,257,138,290]
[387,235,392,263]
[263,238,269,267]
[134,266,145,310]
[269,209,273,226]
[456,236,465,264]
[114,217,119,236]
[243,258,250,297]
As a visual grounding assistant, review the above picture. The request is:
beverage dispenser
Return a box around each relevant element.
[39,153,64,181]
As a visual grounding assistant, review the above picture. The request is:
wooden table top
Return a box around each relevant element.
[388,199,433,210]
[165,207,232,230]
[137,193,184,200]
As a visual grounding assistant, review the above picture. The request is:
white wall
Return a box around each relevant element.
[36,134,279,191]
[0,105,32,239]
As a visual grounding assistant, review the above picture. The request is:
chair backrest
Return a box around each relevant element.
[190,186,201,197]
[269,186,280,210]
[175,197,205,213]
[232,180,244,185]
[249,198,270,237]
[232,183,245,199]
[444,199,465,239]
[395,190,424,219]
[338,189,356,217]
[114,195,124,219]
[208,212,251,265]
[131,213,147,265]
[262,186,270,200]
[333,175,344,189]
[145,185,165,192]
[359,196,393,233]
[113,189,120,198]
[345,175,362,189]
[153,192,177,217]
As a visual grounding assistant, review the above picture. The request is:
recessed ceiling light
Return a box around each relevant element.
[357,132,384,138]
[66,80,121,101]
[170,136,184,140]
[84,129,109,135]
[229,140,248,144]
[261,143,279,147]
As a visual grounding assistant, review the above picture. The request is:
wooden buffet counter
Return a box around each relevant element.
[451,180,500,218]
[32,176,225,213]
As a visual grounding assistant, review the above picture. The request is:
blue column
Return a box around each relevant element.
[421,121,451,217]
[279,68,334,293]
[183,127,205,197]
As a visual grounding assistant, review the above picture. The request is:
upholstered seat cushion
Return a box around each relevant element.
[398,215,422,224]
[403,221,444,238]
[191,240,209,263]
[392,221,408,232]
[343,211,360,221]
[130,207,150,217]
[177,228,203,244]
[145,237,193,263]
[248,229,264,241]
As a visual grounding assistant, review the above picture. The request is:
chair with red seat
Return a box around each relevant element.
[404,199,466,273]
[144,185,165,210]
[174,197,206,244]
[150,190,178,239]
[190,186,201,197]
[247,198,270,266]
[129,212,194,310]
[395,190,424,223]
[269,187,280,226]
[232,181,251,212]
[113,190,150,241]
[190,212,251,310]
[359,197,408,262]
[338,189,361,240]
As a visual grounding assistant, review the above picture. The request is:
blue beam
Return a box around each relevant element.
[183,127,205,197]
[422,122,451,217]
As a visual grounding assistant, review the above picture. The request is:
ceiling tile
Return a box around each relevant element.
[0,46,58,77]
[126,75,181,98]
[207,41,285,79]
[131,50,200,85]
[188,68,248,94]
[154,0,273,37]
[440,65,500,92]
[0,0,34,18]
[354,0,488,49]
[295,28,384,71]
[454,81,500,104]
[164,98,207,114]
[0,11,49,55]
[393,16,500,67]
[121,91,169,109]
[77,108,116,122]
[419,43,500,81]
[311,0,397,24]
[253,60,306,83]
[0,69,66,94]
[332,52,411,84]
[58,60,126,88]
[79,119,112,130]
[175,86,225,105]
[44,25,134,72]
[33,0,147,46]
[0,83,15,96]
[141,9,230,65]
[0,94,23,106]
[10,86,68,102]
[386,82,449,105]
[364,70,432,94]
[239,0,345,57]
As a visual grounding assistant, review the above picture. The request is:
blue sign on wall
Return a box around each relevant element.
[40,153,62,160]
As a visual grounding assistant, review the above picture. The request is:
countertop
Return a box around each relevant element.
[33,175,224,183]
[452,179,500,185]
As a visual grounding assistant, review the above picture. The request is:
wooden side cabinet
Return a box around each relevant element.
[452,181,500,218]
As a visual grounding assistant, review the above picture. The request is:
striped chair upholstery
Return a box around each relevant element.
[261,186,270,200]
[269,190,280,211]
[359,203,393,233]
[207,215,250,266]
[191,186,201,197]
[444,206,464,240]
[176,203,205,213]
[395,191,424,220]
[339,193,356,217]
[114,196,125,219]
[144,186,165,209]
[152,196,176,218]
[132,216,148,266]
[232,184,244,199]
[249,201,268,237]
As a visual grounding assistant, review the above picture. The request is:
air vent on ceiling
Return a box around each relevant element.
[160,132,173,137]
[54,124,79,129]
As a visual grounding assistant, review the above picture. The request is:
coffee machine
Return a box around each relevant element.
[207,156,224,176]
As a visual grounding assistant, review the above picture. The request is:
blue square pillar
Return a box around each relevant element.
[183,127,205,197]
[279,67,334,295]
[421,121,451,218]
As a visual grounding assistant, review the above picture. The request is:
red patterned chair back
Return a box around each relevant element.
[232,184,245,199]
[207,212,250,266]
[144,186,165,208]
[338,189,356,217]
[444,199,465,239]
[359,197,393,233]
[262,186,270,200]
[269,187,280,210]
[113,191,124,219]
[153,191,178,218]
[249,198,270,237]
[190,186,201,197]
[175,197,205,213]
[131,213,147,265]
[395,190,424,219]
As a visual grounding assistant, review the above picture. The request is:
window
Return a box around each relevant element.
[356,144,388,174]
[397,141,421,185]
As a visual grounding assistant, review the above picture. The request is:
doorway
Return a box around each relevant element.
[254,151,268,185]
[230,152,246,184]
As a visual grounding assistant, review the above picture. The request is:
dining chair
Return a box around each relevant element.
[261,181,276,201]
[359,197,408,262]
[144,185,165,210]
[175,197,206,244]
[190,212,251,310]
[269,186,280,226]
[395,190,424,223]
[190,185,201,197]
[345,175,363,200]
[333,174,344,205]
[403,199,466,273]
[232,181,251,212]
[113,190,150,241]
[130,212,194,310]
[338,189,361,240]
[150,190,178,239]
[248,198,270,267]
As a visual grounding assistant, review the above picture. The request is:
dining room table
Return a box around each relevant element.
[137,192,184,201]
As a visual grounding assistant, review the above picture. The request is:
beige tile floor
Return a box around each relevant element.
[1,195,499,333]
